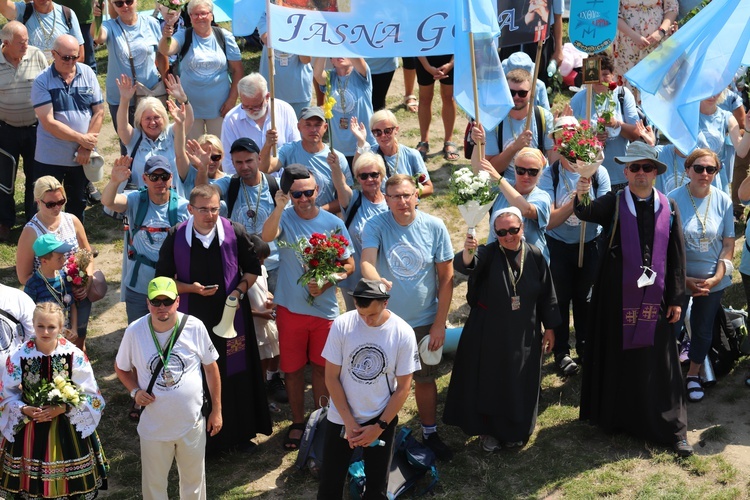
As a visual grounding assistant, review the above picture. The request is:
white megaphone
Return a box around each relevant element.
[213,295,238,339]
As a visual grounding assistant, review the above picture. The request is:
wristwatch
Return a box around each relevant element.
[377,419,388,430]
[234,287,245,300]
[130,388,140,399]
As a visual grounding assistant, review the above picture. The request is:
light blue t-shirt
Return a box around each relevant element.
[214,175,279,270]
[374,145,430,191]
[697,108,734,193]
[125,124,187,196]
[366,57,399,75]
[328,67,374,156]
[123,190,189,294]
[488,186,552,263]
[276,141,352,207]
[570,86,639,186]
[338,191,389,291]
[102,15,162,105]
[274,207,353,319]
[15,2,84,57]
[740,195,750,276]
[668,185,734,291]
[361,211,453,328]
[538,163,610,244]
[487,107,554,184]
[173,27,241,119]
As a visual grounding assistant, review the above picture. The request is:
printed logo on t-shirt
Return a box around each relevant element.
[348,343,387,385]
[386,243,424,280]
[148,352,186,390]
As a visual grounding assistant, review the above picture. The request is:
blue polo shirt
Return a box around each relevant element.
[31,63,103,166]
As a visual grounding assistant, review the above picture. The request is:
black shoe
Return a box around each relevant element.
[423,432,453,461]
[86,181,101,205]
[556,355,579,376]
[267,373,288,403]
[674,439,694,457]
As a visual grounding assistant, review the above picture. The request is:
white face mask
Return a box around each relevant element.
[637,266,656,288]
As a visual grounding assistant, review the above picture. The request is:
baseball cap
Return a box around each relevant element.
[143,155,172,175]
[299,106,326,121]
[230,137,260,155]
[348,278,390,300]
[280,164,312,193]
[147,277,178,300]
[32,234,74,257]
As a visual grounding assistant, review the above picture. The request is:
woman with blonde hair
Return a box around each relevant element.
[16,176,94,351]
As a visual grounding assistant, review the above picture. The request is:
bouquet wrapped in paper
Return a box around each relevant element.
[156,0,188,43]
[553,120,604,205]
[449,168,497,243]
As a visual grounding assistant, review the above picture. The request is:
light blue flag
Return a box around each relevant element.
[568,0,618,54]
[625,0,750,154]
[225,0,264,36]
[454,0,511,131]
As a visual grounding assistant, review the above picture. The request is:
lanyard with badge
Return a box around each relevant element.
[688,187,712,252]
[148,317,180,387]
[501,245,526,310]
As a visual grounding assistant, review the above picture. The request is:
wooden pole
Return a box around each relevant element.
[468,33,484,160]
[579,71,594,268]
[267,48,278,157]
[524,39,544,131]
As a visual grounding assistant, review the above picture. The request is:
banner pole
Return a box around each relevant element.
[525,38,544,131]
[268,48,278,158]
[468,33,485,160]
[579,59,594,268]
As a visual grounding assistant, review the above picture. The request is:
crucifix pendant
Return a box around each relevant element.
[511,296,521,310]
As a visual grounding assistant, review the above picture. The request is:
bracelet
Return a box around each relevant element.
[181,99,190,106]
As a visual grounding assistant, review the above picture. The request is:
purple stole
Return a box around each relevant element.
[175,217,246,375]
[620,189,670,350]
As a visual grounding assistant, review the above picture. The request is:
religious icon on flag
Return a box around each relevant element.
[273,0,350,12]
[496,0,552,48]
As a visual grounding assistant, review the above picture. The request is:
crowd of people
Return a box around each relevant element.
[1,0,750,497]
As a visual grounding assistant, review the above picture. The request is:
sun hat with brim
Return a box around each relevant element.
[348,278,390,300]
[614,141,668,175]
[418,336,442,366]
[81,151,104,182]
[147,276,178,300]
[552,116,579,134]
[32,234,74,257]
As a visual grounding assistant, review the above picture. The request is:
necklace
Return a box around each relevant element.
[34,7,56,49]
[148,316,180,387]
[337,72,350,114]
[240,175,264,233]
[38,270,71,324]
[687,184,712,239]
[500,244,526,311]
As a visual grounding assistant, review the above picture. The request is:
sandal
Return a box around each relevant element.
[128,401,142,422]
[686,375,704,402]
[416,141,429,160]
[443,141,460,161]
[404,94,418,113]
[283,422,306,451]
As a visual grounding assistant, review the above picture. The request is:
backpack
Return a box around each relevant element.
[348,427,439,499]
[23,3,73,31]
[549,160,599,202]
[294,405,330,478]
[225,173,278,218]
[708,307,742,377]
[463,105,546,160]
[176,26,226,75]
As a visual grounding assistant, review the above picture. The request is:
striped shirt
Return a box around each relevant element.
[0,46,47,127]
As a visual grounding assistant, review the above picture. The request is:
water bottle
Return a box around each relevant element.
[547,60,558,78]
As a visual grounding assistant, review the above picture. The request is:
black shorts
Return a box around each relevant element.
[415,54,454,86]
[402,56,417,70]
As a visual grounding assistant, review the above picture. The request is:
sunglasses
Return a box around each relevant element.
[627,163,656,173]
[113,0,134,6]
[495,227,521,237]
[516,166,540,177]
[42,198,66,209]
[371,126,395,137]
[147,172,172,182]
[691,165,718,174]
[149,298,175,307]
[291,189,315,199]
[510,89,529,98]
[52,50,77,62]
[210,154,222,162]
[358,172,381,181]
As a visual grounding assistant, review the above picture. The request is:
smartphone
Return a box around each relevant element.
[204,284,219,289]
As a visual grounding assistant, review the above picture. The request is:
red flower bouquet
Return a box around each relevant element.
[554,120,605,205]
[64,249,93,287]
[594,81,619,134]
[283,229,350,305]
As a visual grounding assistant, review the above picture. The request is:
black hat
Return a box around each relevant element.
[280,164,311,193]
[230,137,260,155]
[144,155,172,174]
[348,279,390,300]
[299,106,326,121]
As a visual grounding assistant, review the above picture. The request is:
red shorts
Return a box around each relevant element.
[275,305,333,373]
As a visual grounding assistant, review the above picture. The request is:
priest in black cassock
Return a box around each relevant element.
[444,207,559,452]
[156,184,272,455]
[573,142,693,457]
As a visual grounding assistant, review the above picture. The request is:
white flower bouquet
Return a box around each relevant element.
[449,168,497,246]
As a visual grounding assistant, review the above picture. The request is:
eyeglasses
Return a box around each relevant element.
[291,189,315,199]
[358,172,381,181]
[510,89,529,98]
[371,127,395,137]
[495,227,521,237]
[42,198,66,209]
[191,205,220,215]
[149,298,175,307]
[210,154,222,162]
[691,165,718,174]
[147,172,172,182]
[516,166,540,177]
[627,163,656,173]
[190,10,211,18]
[52,50,77,62]
[386,192,415,201]
[112,0,134,7]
